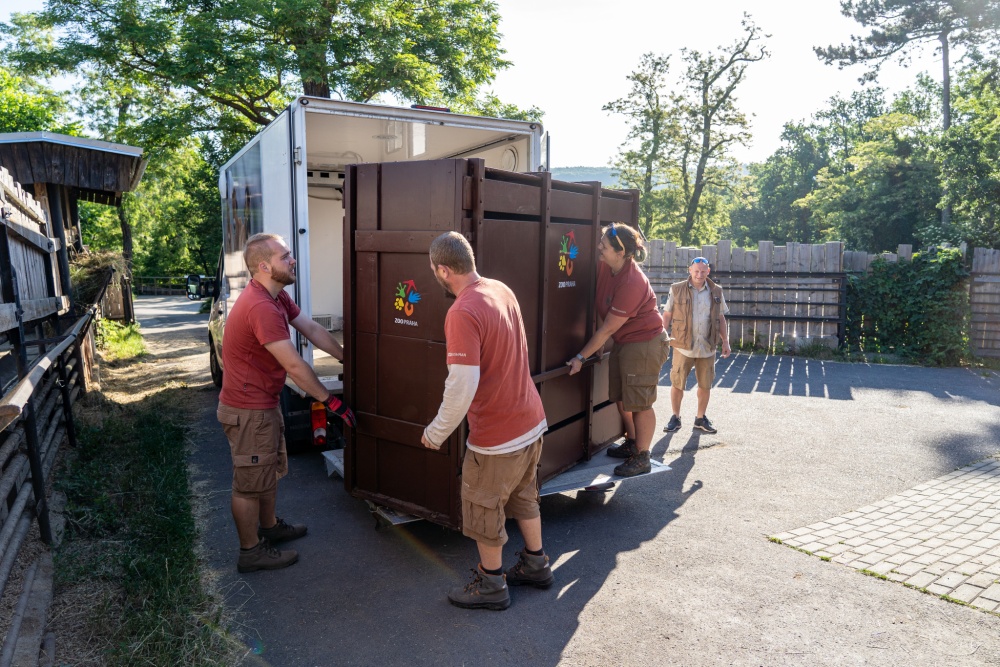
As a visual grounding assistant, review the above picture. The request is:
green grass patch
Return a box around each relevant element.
[198,298,213,314]
[56,390,242,665]
[96,319,147,360]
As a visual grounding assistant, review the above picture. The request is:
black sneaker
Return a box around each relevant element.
[258,517,307,544]
[663,415,681,433]
[606,438,637,459]
[614,450,651,477]
[693,415,717,434]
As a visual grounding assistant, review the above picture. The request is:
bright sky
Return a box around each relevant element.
[3,0,947,167]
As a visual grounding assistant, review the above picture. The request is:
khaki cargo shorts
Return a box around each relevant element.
[609,330,670,412]
[460,438,543,548]
[217,404,288,500]
[670,351,716,390]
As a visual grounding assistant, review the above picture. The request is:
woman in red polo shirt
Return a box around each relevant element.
[566,222,668,477]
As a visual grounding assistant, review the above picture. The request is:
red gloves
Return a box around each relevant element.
[324,394,357,428]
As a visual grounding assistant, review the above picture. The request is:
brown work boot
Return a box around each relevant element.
[237,539,299,573]
[447,567,510,610]
[505,551,554,589]
[258,517,307,544]
[606,438,637,459]
[614,450,651,477]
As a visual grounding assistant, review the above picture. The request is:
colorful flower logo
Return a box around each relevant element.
[559,231,579,276]
[394,280,422,317]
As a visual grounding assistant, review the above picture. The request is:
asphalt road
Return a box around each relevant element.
[134,296,1000,666]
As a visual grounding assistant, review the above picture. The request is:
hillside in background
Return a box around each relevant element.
[550,166,619,187]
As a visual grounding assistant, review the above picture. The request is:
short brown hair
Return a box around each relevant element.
[604,223,647,263]
[429,232,475,274]
[244,233,283,275]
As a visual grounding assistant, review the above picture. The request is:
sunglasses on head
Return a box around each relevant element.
[691,257,709,266]
[605,225,623,251]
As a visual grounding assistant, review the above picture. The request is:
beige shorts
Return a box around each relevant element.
[609,330,670,412]
[461,438,543,548]
[669,352,716,390]
[217,404,288,500]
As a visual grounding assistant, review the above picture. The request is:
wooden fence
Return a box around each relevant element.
[643,239,999,356]
[0,167,101,631]
[643,239,846,350]
[971,247,1000,359]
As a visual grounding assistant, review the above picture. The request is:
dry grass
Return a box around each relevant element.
[41,304,246,666]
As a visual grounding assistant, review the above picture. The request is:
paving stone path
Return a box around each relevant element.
[773,454,1000,614]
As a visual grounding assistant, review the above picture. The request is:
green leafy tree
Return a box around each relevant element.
[0,66,79,134]
[730,121,829,245]
[816,0,1000,131]
[674,15,769,245]
[795,112,941,251]
[603,53,677,238]
[2,0,519,131]
[606,17,768,244]
[816,1,1000,225]
[937,57,1000,247]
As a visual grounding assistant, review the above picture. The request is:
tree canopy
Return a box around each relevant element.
[2,0,516,135]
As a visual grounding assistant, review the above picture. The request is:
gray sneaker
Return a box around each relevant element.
[606,438,637,459]
[663,415,682,432]
[614,450,651,477]
[258,517,307,544]
[693,415,718,434]
[237,540,299,573]
[448,568,510,610]
[505,551,554,589]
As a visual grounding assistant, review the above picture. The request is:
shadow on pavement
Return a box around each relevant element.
[189,383,701,666]
[702,352,1000,405]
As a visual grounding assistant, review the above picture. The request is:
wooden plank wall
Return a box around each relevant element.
[0,166,66,327]
[971,248,1000,359]
[643,239,1000,359]
[643,239,845,351]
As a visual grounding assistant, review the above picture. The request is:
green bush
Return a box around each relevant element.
[845,247,970,366]
[96,319,147,360]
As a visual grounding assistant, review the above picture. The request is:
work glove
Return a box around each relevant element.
[324,394,357,428]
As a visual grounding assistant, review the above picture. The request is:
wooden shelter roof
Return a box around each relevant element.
[0,132,146,206]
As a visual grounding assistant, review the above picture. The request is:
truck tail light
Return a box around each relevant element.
[311,401,327,447]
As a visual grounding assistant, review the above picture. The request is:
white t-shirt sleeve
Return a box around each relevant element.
[423,364,480,449]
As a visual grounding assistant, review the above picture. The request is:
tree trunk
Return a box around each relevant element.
[294,0,336,99]
[641,114,662,238]
[118,203,133,274]
[681,91,712,245]
[940,31,952,226]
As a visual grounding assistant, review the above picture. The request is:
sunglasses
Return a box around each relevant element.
[691,257,709,266]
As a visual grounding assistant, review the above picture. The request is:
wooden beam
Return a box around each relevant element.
[1,217,55,255]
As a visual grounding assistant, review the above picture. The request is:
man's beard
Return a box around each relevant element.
[435,275,455,299]
[272,266,296,286]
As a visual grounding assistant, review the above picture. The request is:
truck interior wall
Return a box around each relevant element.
[306,191,345,330]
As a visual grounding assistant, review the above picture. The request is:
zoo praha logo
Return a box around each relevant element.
[559,231,579,276]
[394,279,422,323]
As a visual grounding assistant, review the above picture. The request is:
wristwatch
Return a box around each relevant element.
[575,353,586,362]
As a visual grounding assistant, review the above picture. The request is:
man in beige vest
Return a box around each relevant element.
[661,257,731,434]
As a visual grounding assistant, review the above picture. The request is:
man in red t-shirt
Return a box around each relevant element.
[421,232,552,611]
[218,233,355,573]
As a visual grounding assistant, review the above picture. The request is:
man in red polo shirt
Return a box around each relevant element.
[421,232,551,611]
[217,232,355,573]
